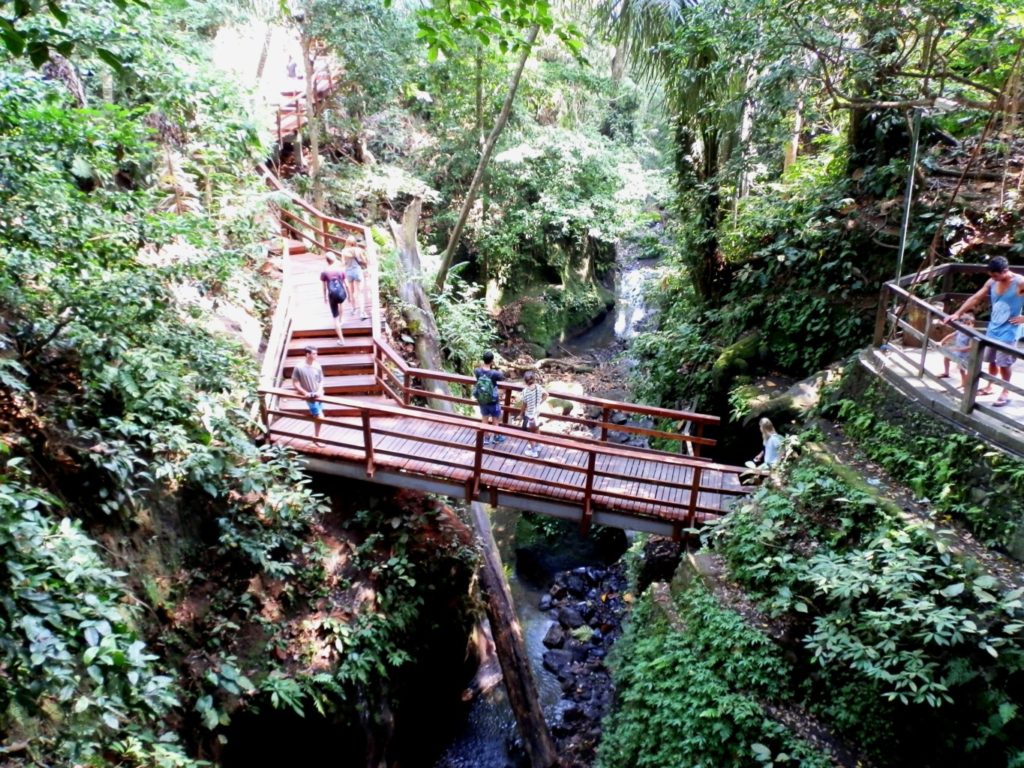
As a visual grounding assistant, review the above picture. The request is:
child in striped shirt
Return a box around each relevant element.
[519,370,547,458]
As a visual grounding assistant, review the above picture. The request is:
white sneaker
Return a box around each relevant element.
[524,448,539,458]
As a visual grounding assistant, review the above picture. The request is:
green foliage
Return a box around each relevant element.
[0,0,143,66]
[408,0,581,61]
[477,128,623,287]
[0,454,199,766]
[631,137,894,409]
[430,268,498,374]
[709,458,1024,764]
[306,0,418,120]
[0,17,329,762]
[833,391,1024,548]
[596,581,831,768]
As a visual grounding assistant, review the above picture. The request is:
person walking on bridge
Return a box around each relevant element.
[946,256,1024,407]
[341,235,369,320]
[321,252,347,344]
[473,351,505,446]
[293,345,325,441]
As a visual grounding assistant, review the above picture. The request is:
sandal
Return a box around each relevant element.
[978,387,995,396]
[994,398,1011,407]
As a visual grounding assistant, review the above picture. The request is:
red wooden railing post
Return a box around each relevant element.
[403,372,411,406]
[684,465,704,540]
[502,387,512,425]
[361,411,375,477]
[470,430,486,500]
[600,407,611,442]
[579,451,597,535]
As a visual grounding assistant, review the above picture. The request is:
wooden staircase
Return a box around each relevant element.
[268,227,389,418]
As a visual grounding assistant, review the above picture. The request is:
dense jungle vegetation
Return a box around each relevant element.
[2,0,1024,765]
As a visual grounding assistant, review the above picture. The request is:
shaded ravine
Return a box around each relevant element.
[432,507,578,768]
[433,245,661,768]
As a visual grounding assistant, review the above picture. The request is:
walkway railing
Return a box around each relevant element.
[256,386,747,535]
[371,341,718,456]
[260,165,381,331]
[874,262,1024,428]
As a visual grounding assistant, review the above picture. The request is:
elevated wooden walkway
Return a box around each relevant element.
[258,176,754,538]
[874,264,1024,457]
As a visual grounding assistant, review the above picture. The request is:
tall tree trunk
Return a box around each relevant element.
[434,25,540,293]
[470,500,560,768]
[254,23,273,82]
[388,198,453,407]
[611,34,627,84]
[784,80,806,171]
[300,33,324,212]
[684,125,729,305]
[734,68,757,220]
[390,198,558,768]
[476,48,489,227]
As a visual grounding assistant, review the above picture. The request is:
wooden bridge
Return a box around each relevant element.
[257,176,754,538]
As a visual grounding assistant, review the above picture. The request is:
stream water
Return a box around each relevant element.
[560,254,662,357]
[432,250,658,768]
[432,507,570,768]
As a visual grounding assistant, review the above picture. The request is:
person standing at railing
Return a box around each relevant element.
[938,313,975,390]
[320,252,347,344]
[519,370,548,459]
[946,256,1024,407]
[341,235,369,321]
[292,345,325,442]
[473,351,506,446]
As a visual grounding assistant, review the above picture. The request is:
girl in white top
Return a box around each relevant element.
[755,417,782,467]
[519,371,547,458]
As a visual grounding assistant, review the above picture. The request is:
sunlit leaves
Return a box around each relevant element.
[402,0,580,60]
[0,0,145,65]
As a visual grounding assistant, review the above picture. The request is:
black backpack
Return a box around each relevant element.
[327,276,347,303]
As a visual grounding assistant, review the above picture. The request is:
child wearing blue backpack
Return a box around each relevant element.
[472,351,505,445]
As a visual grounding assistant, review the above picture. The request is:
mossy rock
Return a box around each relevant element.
[711,330,761,387]
[514,283,614,351]
[545,380,585,416]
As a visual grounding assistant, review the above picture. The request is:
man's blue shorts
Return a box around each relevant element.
[479,402,501,418]
[307,400,324,417]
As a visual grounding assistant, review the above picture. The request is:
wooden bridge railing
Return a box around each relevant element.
[370,339,718,457]
[874,262,1024,427]
[258,386,748,535]
[274,65,336,148]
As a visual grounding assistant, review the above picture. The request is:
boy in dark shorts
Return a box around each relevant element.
[472,351,505,445]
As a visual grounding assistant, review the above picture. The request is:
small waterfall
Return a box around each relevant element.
[560,245,663,357]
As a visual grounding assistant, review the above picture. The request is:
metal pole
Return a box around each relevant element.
[895,108,923,282]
